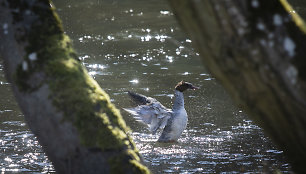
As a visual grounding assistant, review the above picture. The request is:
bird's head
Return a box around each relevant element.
[175,80,199,92]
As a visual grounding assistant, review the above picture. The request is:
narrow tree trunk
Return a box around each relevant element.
[168,0,306,173]
[0,1,149,173]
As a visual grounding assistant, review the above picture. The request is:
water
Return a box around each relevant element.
[0,65,53,173]
[0,0,297,173]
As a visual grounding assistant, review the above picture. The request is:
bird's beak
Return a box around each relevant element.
[190,85,199,90]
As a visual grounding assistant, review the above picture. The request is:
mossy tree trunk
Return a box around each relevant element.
[168,0,306,173]
[0,1,149,173]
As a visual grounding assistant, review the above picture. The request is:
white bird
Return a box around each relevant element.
[123,81,199,142]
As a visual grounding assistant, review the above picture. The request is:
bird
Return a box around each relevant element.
[123,81,199,143]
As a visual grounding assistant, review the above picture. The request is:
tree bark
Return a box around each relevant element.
[168,0,306,173]
[0,0,149,173]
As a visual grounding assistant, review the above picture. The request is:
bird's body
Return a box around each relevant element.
[123,81,198,142]
[158,90,187,142]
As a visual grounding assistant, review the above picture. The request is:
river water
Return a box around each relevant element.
[1,0,301,173]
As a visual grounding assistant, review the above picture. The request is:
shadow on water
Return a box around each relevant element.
[0,0,298,173]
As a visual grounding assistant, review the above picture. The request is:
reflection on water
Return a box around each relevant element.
[1,62,54,172]
[0,110,54,173]
[0,0,296,173]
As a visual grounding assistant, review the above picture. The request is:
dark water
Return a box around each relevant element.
[1,0,301,173]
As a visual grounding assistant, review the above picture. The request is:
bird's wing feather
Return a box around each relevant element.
[123,101,171,134]
[127,91,157,105]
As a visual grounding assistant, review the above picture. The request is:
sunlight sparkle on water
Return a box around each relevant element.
[141,35,152,42]
[87,64,106,70]
[130,53,138,57]
[166,55,173,63]
[153,146,188,155]
[160,11,170,15]
[107,35,114,40]
[4,157,12,162]
[142,57,153,61]
[129,79,139,84]
[89,71,98,76]
[79,55,90,61]
[155,35,167,42]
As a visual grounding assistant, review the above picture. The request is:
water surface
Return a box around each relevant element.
[0,0,296,173]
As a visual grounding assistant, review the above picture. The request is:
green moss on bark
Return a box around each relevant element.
[109,149,150,174]
[12,0,129,150]
[10,0,149,173]
[45,56,130,150]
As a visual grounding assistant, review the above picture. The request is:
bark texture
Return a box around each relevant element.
[168,0,306,173]
[0,0,149,173]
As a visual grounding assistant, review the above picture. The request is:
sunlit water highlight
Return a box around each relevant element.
[131,118,288,173]
[0,0,297,173]
[0,111,54,173]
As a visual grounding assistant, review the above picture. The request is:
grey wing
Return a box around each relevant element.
[127,91,157,105]
[123,102,171,134]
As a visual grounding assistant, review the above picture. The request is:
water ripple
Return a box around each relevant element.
[0,116,54,173]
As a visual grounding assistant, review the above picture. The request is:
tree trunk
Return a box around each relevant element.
[168,0,306,173]
[0,1,149,173]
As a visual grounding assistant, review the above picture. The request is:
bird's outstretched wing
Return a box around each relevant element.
[127,91,157,105]
[124,92,172,134]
